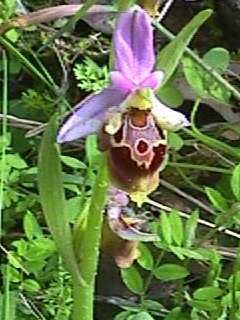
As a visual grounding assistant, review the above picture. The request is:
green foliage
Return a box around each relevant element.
[205,187,229,212]
[158,83,184,108]
[120,266,144,295]
[157,9,213,85]
[154,264,189,280]
[203,47,230,73]
[231,164,240,201]
[2,2,240,320]
[38,116,83,285]
[182,55,232,102]
[73,57,109,92]
[137,243,154,271]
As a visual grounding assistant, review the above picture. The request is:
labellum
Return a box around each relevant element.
[98,106,167,204]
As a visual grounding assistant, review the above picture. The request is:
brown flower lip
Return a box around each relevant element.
[98,108,167,195]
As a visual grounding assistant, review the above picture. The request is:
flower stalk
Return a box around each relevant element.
[72,155,108,320]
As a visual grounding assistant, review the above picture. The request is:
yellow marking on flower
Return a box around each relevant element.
[129,170,160,206]
[127,88,153,111]
[105,110,122,135]
[130,191,149,207]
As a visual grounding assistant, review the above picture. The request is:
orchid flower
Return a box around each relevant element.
[57,5,189,203]
[103,186,158,267]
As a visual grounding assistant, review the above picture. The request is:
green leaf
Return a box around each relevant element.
[164,307,185,320]
[168,132,184,151]
[24,259,46,273]
[0,37,55,90]
[231,164,240,200]
[158,83,183,108]
[61,155,87,169]
[66,196,82,222]
[182,56,231,102]
[160,212,172,245]
[188,299,218,311]
[114,311,132,320]
[23,211,42,241]
[184,210,199,248]
[7,265,21,283]
[205,187,228,212]
[157,9,212,84]
[85,134,101,168]
[137,243,154,271]
[203,47,230,72]
[5,29,19,43]
[169,210,183,246]
[130,311,154,320]
[170,247,205,260]
[38,115,84,285]
[154,264,189,280]
[6,154,27,169]
[168,246,184,260]
[21,279,40,293]
[142,300,163,312]
[193,286,223,300]
[8,252,23,269]
[121,266,144,294]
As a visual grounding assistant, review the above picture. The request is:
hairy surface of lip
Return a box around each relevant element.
[98,109,167,193]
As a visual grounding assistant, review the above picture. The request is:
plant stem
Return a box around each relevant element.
[140,250,164,306]
[168,162,232,174]
[72,155,108,320]
[0,50,7,238]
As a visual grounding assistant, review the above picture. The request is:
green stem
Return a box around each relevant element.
[72,155,108,320]
[0,37,56,91]
[188,98,240,159]
[168,162,232,174]
[230,246,240,319]
[141,250,164,306]
[0,50,7,238]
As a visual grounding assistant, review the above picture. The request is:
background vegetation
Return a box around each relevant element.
[1,0,240,319]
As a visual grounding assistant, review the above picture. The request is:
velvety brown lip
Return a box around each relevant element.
[97,108,167,195]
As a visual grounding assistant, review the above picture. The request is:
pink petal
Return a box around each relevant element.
[110,71,135,93]
[57,87,126,143]
[140,70,164,90]
[113,6,155,85]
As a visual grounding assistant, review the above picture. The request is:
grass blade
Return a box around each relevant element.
[0,37,55,91]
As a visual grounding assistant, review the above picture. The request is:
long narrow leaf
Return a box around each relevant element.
[0,37,55,91]
[157,9,212,85]
[38,115,84,286]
